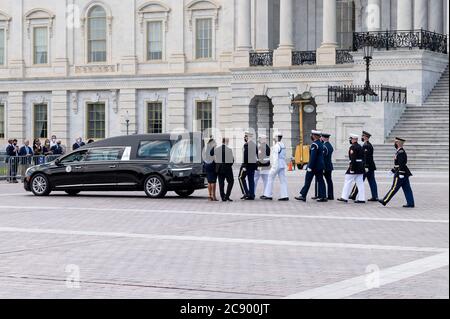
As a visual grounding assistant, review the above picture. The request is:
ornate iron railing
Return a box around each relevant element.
[353,29,448,54]
[292,51,317,65]
[249,51,273,66]
[336,50,354,64]
[328,85,407,104]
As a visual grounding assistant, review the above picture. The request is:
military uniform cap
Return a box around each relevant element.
[350,133,359,139]
[362,131,372,138]
[395,137,406,142]
[311,130,322,136]
[321,133,331,138]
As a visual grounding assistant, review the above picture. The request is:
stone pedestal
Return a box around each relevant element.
[120,56,138,75]
[52,58,69,77]
[317,46,336,66]
[233,51,250,68]
[274,48,293,67]
[168,53,186,73]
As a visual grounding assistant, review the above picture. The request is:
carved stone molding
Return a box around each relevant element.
[32,95,48,104]
[25,8,55,39]
[148,92,160,102]
[186,0,221,31]
[71,91,78,114]
[196,92,210,101]
[0,10,11,39]
[111,89,118,113]
[75,64,117,74]
[138,1,171,33]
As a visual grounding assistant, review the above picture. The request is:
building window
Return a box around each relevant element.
[33,27,48,64]
[33,104,48,139]
[0,29,5,65]
[147,21,163,61]
[88,6,107,63]
[147,102,163,134]
[0,103,4,139]
[195,18,212,59]
[196,101,212,132]
[337,0,355,49]
[87,103,105,139]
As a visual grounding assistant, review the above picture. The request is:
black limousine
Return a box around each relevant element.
[24,133,207,198]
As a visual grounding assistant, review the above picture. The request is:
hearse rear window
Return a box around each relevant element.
[138,140,171,160]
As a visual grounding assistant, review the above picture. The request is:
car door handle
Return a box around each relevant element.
[74,166,82,170]
[109,165,117,169]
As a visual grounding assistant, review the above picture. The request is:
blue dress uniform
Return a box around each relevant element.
[380,139,415,208]
[323,140,335,200]
[297,131,327,202]
[350,133,379,201]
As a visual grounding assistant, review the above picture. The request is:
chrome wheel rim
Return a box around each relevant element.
[146,177,162,197]
[32,176,47,195]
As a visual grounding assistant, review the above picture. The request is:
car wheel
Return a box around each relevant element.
[31,174,51,196]
[65,190,81,196]
[144,175,167,198]
[175,189,195,198]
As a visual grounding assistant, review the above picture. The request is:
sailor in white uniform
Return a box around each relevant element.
[254,135,271,197]
[261,132,289,201]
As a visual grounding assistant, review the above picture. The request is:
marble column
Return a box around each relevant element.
[317,0,337,65]
[397,0,413,30]
[414,0,428,30]
[274,0,294,66]
[367,0,382,31]
[237,0,252,51]
[234,0,252,67]
[428,0,443,33]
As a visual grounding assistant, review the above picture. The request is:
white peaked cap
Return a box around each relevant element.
[311,130,322,135]
[259,134,268,139]
[350,133,359,139]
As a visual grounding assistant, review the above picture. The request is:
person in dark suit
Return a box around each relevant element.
[296,130,327,202]
[18,140,34,178]
[72,138,86,151]
[239,131,258,200]
[338,134,366,203]
[215,138,235,202]
[321,133,335,200]
[379,137,415,208]
[6,139,19,183]
[51,140,64,155]
[350,131,379,201]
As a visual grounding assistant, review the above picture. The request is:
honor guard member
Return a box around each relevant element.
[255,135,271,197]
[295,130,327,202]
[239,131,258,200]
[321,133,335,200]
[262,132,289,201]
[379,137,415,208]
[338,134,366,204]
[350,131,379,202]
[215,138,235,202]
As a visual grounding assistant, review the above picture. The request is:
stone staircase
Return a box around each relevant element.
[335,66,449,171]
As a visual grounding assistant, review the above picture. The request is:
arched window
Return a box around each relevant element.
[337,0,355,49]
[87,6,107,63]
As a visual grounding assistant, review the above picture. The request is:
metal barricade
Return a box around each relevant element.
[0,155,61,182]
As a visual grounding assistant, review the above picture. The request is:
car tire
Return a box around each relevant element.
[175,189,195,198]
[30,174,51,196]
[65,190,81,196]
[144,175,167,198]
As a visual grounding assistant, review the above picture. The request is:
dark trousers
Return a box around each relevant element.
[382,175,415,206]
[350,170,378,200]
[239,166,256,199]
[7,157,18,182]
[301,170,326,199]
[315,171,334,199]
[218,172,234,200]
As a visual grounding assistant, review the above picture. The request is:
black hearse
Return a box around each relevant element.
[24,133,206,198]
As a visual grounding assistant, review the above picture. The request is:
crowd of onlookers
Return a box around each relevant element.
[2,136,94,183]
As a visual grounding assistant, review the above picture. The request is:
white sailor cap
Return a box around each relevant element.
[274,131,283,137]
[259,134,268,139]
[311,130,322,136]
[244,130,254,137]
[349,133,359,139]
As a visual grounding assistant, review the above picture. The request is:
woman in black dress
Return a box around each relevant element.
[203,138,218,201]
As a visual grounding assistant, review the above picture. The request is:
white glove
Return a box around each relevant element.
[307,168,312,172]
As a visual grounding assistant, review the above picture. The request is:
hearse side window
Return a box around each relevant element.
[60,150,88,164]
[85,148,124,162]
[137,141,171,160]
[170,139,200,164]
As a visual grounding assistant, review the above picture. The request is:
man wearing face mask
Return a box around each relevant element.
[262,132,289,201]
[51,140,64,155]
[50,135,58,148]
[350,131,378,202]
[295,130,327,202]
[6,139,19,183]
[338,134,366,204]
[239,131,258,200]
[72,137,86,151]
[379,138,415,208]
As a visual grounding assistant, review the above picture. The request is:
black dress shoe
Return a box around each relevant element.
[244,197,255,201]
[295,196,306,202]
[368,198,379,202]
[328,198,335,201]
[354,200,366,204]
[317,198,328,203]
[227,199,233,202]
[278,198,289,202]
[378,200,387,207]
[311,196,319,200]
[241,195,248,200]
[337,198,348,203]
[403,205,415,208]
[261,196,273,201]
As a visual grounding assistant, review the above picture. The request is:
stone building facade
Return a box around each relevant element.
[0,0,448,159]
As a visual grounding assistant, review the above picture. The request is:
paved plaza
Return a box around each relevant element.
[0,170,448,299]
